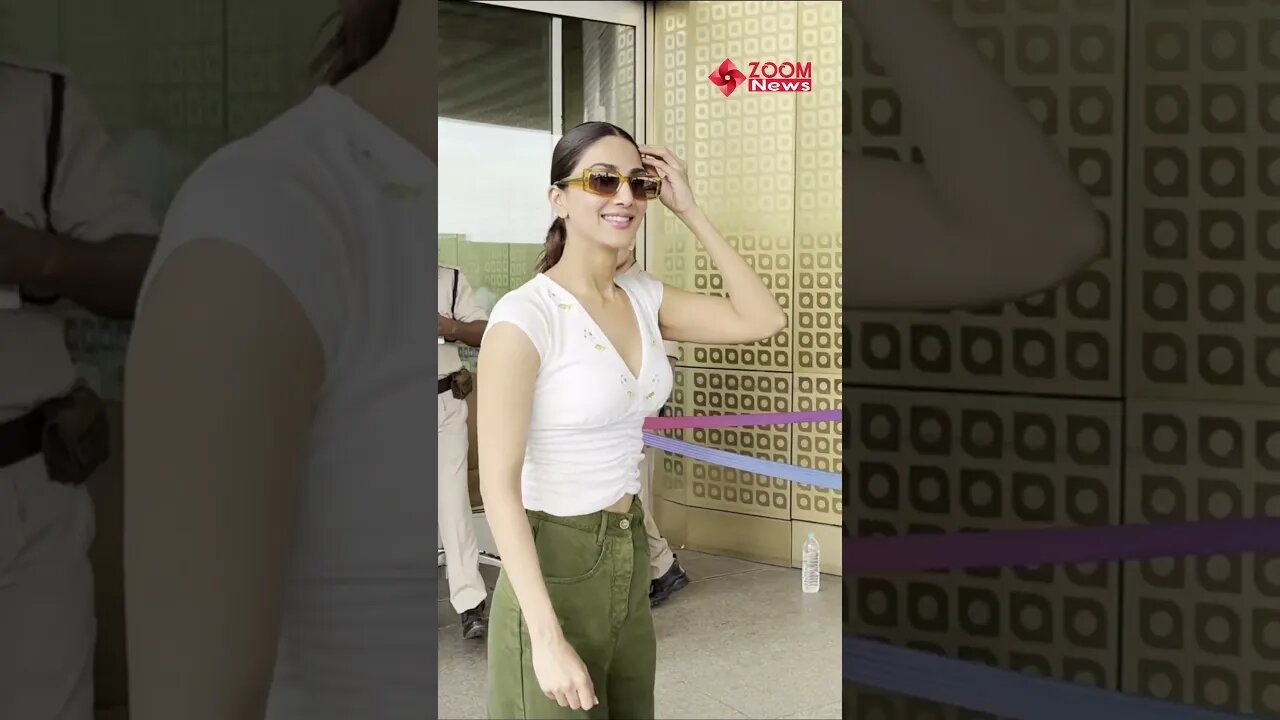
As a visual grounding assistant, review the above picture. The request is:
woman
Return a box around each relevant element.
[123,0,436,717]
[477,121,786,719]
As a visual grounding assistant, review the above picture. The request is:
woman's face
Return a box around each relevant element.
[552,135,650,253]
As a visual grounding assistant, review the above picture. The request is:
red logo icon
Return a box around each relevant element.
[708,58,746,97]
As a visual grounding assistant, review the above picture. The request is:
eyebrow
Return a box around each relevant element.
[590,162,648,175]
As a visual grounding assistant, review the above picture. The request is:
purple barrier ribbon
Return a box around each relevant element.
[846,517,1280,575]
[642,433,841,490]
[845,637,1249,720]
[642,409,841,430]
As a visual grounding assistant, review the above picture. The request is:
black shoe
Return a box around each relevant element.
[461,601,487,640]
[649,557,690,608]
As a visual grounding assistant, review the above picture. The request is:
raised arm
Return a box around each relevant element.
[845,0,1105,310]
[638,145,787,346]
[124,239,321,719]
[476,324,596,711]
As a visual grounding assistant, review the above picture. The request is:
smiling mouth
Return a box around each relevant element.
[602,214,634,229]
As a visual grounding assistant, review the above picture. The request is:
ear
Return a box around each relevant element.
[548,185,569,219]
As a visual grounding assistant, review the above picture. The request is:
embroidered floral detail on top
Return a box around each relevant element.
[582,328,607,352]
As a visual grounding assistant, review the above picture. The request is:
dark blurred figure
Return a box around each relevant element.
[123,0,438,718]
[0,57,157,720]
[436,262,489,639]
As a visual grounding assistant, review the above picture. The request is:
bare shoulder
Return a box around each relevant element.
[615,267,666,305]
[492,277,551,312]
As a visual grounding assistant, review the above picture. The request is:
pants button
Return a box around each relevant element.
[619,518,631,530]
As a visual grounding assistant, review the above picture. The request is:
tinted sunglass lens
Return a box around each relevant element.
[631,177,660,199]
[587,172,621,195]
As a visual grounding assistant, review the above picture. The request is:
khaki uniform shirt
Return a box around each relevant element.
[0,59,157,411]
[437,264,488,379]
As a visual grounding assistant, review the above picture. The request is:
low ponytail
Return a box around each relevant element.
[535,217,567,273]
[312,0,401,85]
[537,121,638,274]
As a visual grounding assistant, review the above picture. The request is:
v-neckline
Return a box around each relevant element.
[537,273,647,382]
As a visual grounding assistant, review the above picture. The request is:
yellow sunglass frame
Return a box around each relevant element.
[555,167,663,200]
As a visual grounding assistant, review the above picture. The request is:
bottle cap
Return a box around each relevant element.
[807,532,816,539]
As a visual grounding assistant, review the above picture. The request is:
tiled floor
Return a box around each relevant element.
[438,550,841,719]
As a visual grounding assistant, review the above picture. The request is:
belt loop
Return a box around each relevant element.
[596,512,608,546]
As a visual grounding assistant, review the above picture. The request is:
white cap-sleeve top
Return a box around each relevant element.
[484,271,675,516]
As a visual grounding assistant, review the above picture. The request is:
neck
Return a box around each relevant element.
[550,236,621,297]
[337,0,437,162]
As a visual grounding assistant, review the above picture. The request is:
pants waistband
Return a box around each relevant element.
[527,499,645,538]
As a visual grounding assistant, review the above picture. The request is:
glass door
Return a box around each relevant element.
[438,0,647,291]
[436,1,646,565]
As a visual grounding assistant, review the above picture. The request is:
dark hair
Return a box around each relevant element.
[535,122,640,273]
[312,0,401,85]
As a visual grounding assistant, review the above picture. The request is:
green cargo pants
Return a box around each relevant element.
[486,499,656,719]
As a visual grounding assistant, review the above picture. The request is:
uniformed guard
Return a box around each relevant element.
[615,247,691,607]
[438,263,490,638]
[0,57,158,718]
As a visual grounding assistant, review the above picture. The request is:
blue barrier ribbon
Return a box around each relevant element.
[845,637,1249,720]
[642,433,841,491]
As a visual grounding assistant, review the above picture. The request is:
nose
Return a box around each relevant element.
[613,179,636,206]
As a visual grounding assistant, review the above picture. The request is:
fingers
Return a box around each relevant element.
[644,152,685,174]
[545,683,596,710]
[643,156,678,180]
[639,144,686,171]
[574,681,598,711]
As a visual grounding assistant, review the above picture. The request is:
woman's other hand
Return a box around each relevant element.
[531,633,598,710]
[640,145,697,217]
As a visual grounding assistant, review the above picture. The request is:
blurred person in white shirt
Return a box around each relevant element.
[0,57,158,720]
[437,263,489,639]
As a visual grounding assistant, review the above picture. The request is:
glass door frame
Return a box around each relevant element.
[469,0,652,267]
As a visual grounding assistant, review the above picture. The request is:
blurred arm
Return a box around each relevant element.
[125,239,322,720]
[845,0,1104,310]
[657,208,787,345]
[476,325,563,645]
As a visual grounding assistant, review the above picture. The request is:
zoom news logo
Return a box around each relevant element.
[708,58,813,97]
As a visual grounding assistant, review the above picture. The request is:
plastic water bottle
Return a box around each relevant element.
[802,532,821,593]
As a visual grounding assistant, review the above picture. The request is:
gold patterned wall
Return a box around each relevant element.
[582,21,637,136]
[650,0,842,574]
[845,1,1280,718]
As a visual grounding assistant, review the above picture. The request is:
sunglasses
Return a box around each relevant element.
[556,167,663,200]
